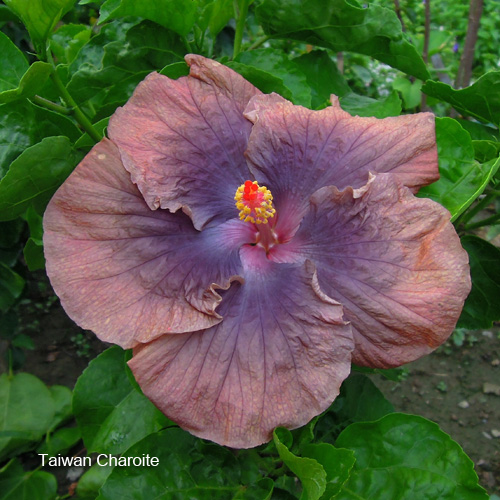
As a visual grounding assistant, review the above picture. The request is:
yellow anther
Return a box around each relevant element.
[234,180,275,224]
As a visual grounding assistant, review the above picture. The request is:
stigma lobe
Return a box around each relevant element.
[234,180,276,224]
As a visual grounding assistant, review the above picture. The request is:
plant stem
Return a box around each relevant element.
[393,0,406,31]
[421,0,431,110]
[248,35,270,51]
[455,0,483,88]
[47,53,102,143]
[233,0,250,59]
[457,177,500,227]
[31,95,72,115]
[464,212,500,230]
[182,35,193,53]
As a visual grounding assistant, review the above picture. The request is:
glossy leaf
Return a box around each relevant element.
[335,413,488,499]
[99,0,197,36]
[48,385,73,431]
[36,427,81,457]
[76,463,113,500]
[274,428,326,500]
[0,263,24,314]
[236,48,312,107]
[0,373,55,461]
[340,91,402,118]
[22,206,45,271]
[0,136,77,221]
[293,50,350,109]
[422,72,500,125]
[224,60,293,101]
[0,459,57,500]
[72,346,171,455]
[0,62,52,104]
[458,236,500,329]
[392,76,422,109]
[0,100,80,178]
[418,118,500,221]
[0,31,28,93]
[255,0,429,81]
[472,140,500,163]
[49,24,92,65]
[197,0,233,36]
[314,374,394,444]
[98,428,273,500]
[301,443,355,499]
[3,0,76,56]
[66,20,184,116]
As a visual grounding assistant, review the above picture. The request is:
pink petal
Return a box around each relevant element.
[290,174,470,368]
[128,247,353,448]
[244,94,438,238]
[43,139,255,349]
[108,55,261,230]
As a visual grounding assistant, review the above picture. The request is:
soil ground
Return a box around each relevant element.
[2,274,499,497]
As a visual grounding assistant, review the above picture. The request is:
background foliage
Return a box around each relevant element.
[0,0,499,498]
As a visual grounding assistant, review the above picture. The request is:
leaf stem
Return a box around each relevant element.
[233,0,250,59]
[31,95,72,115]
[47,53,102,143]
[182,35,193,54]
[248,35,270,51]
[457,177,500,227]
[464,212,500,230]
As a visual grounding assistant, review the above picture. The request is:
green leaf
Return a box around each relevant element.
[73,346,171,455]
[36,427,81,457]
[3,0,77,56]
[224,60,294,101]
[0,136,77,221]
[10,334,34,350]
[235,48,312,107]
[301,443,355,499]
[335,413,488,500]
[314,374,394,444]
[0,100,80,178]
[74,117,110,150]
[76,463,114,500]
[472,140,500,163]
[418,118,500,221]
[352,365,407,382]
[0,263,24,314]
[255,0,429,81]
[0,459,57,500]
[0,31,28,93]
[458,236,500,329]
[422,72,500,126]
[340,91,402,118]
[159,61,190,79]
[99,0,197,37]
[293,50,350,109]
[0,373,55,461]
[22,206,45,271]
[274,427,326,500]
[66,20,184,116]
[49,24,92,65]
[98,428,272,500]
[197,0,233,37]
[0,62,52,104]
[0,310,19,340]
[48,385,73,431]
[456,119,498,142]
[392,76,422,109]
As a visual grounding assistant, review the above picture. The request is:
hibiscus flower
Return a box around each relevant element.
[43,55,470,448]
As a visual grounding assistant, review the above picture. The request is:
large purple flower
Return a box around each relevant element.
[43,55,470,448]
